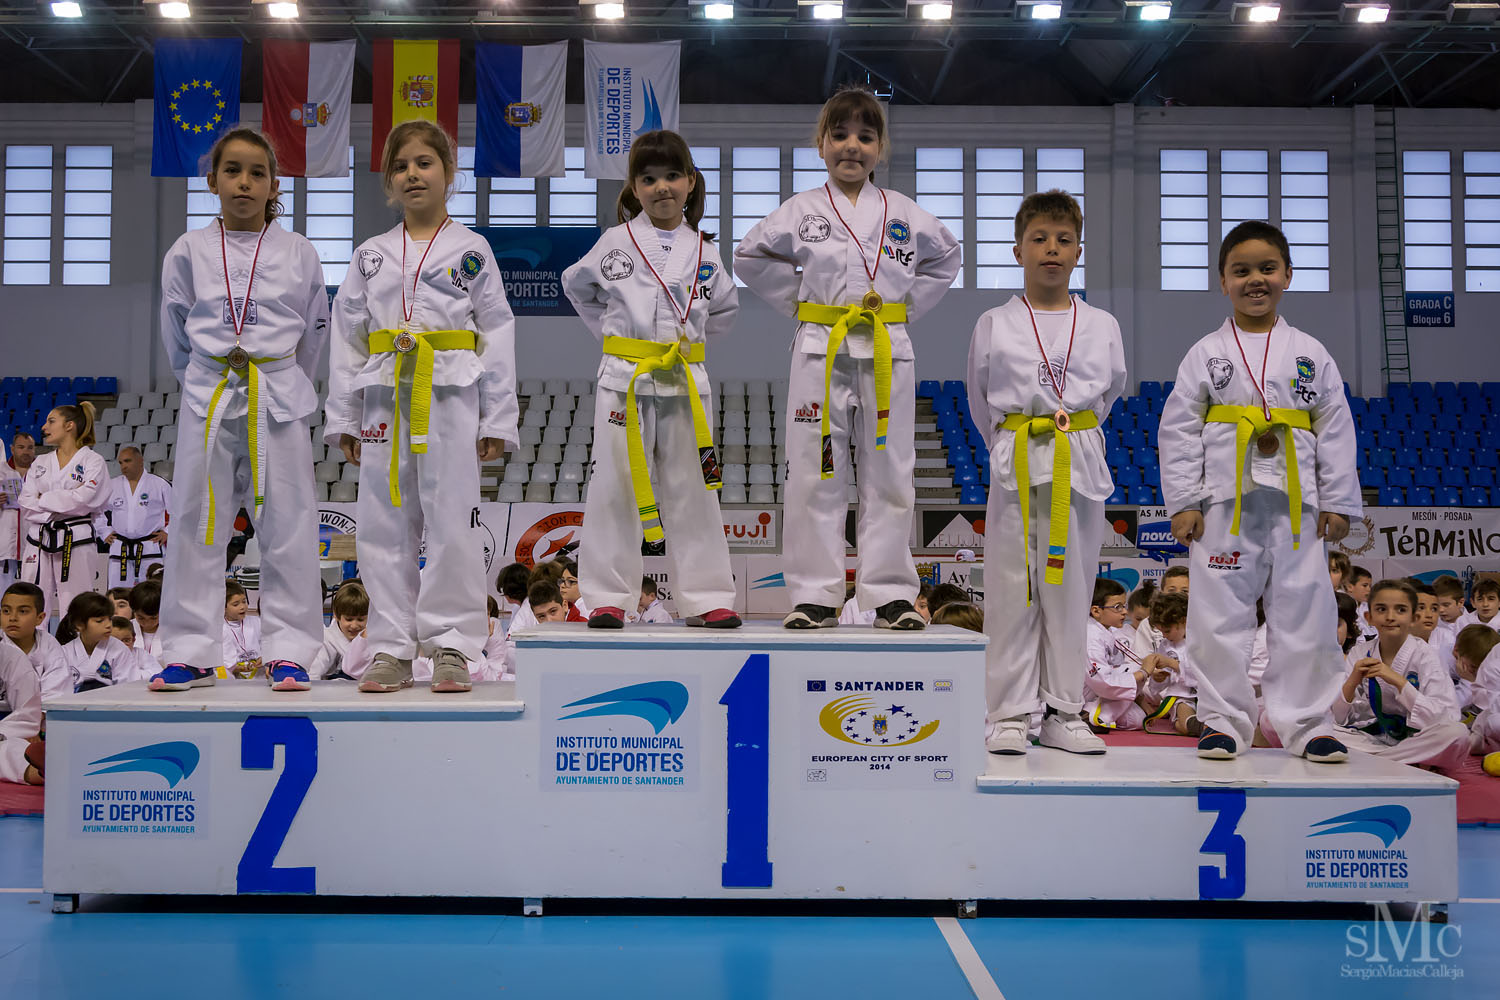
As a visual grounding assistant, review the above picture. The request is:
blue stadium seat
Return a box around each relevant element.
[1347,398,1367,420]
[1139,380,1164,400]
[95,376,118,395]
[1410,381,1434,399]
[1374,428,1401,451]
[1395,447,1421,469]
[1413,467,1441,489]
[1107,486,1127,504]
[1362,467,1386,487]
[1141,466,1161,487]
[1387,466,1413,488]
[979,463,990,486]
[1437,486,1463,506]
[1430,429,1454,451]
[0,377,22,395]
[1378,486,1405,505]
[1409,486,1435,505]
[1127,486,1156,505]
[48,377,70,396]
[1355,428,1376,452]
[917,379,941,399]
[1124,396,1149,418]
[953,465,979,486]
[941,379,965,399]
[1482,382,1500,405]
[1122,428,1147,450]
[1106,447,1130,470]
[71,377,95,395]
[941,428,966,450]
[1387,383,1413,403]
[1435,381,1458,398]
[960,485,986,505]
[23,377,46,394]
[1440,465,1468,488]
[1420,447,1445,468]
[1482,429,1500,453]
[1115,466,1143,488]
[1464,486,1492,506]
[1472,467,1497,488]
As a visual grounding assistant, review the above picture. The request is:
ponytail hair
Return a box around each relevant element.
[53,401,97,448]
[615,130,715,241]
[204,126,285,225]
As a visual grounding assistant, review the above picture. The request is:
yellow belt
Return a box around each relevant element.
[368,329,477,507]
[796,301,908,479]
[999,409,1099,604]
[601,335,719,544]
[199,351,291,545]
[1205,404,1313,549]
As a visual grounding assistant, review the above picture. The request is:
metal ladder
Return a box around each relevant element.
[1374,106,1410,385]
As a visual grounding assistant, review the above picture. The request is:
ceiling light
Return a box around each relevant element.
[156,1,190,17]
[1126,1,1172,20]
[593,2,625,18]
[50,2,83,16]
[1231,2,1280,22]
[701,2,734,17]
[1019,1,1064,18]
[914,2,953,19]
[1447,1,1500,22]
[265,1,298,17]
[1341,2,1389,21]
[808,2,843,18]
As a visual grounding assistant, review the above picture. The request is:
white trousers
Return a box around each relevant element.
[356,383,487,662]
[159,408,322,670]
[1188,492,1344,756]
[984,484,1103,722]
[23,526,101,627]
[783,353,917,610]
[1337,722,1472,772]
[580,389,736,616]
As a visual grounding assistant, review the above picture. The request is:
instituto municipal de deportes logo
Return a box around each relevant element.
[559,681,689,735]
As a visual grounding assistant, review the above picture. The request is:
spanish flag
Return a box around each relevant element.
[371,39,460,171]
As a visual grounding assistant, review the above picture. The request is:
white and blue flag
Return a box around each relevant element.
[583,40,680,180]
[475,41,567,178]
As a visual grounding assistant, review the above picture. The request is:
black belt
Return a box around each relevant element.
[26,516,95,583]
[110,533,162,582]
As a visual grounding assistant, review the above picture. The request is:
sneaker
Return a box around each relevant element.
[1198,727,1239,760]
[359,652,413,693]
[429,648,473,693]
[686,608,742,628]
[1303,735,1349,764]
[588,607,625,629]
[985,717,1030,755]
[874,600,926,630]
[149,664,215,692]
[266,661,311,692]
[1039,713,1107,755]
[783,604,838,629]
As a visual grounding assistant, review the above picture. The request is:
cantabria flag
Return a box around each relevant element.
[475,42,567,178]
[261,40,355,177]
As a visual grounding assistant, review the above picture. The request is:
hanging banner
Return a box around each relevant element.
[582,40,680,180]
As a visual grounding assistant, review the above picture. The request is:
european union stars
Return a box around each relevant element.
[169,79,227,135]
[843,706,921,744]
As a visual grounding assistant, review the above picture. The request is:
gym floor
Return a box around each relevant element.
[0,817,1495,999]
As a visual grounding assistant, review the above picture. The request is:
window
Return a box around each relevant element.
[450,146,478,226]
[487,175,537,226]
[916,147,964,288]
[974,147,1024,289]
[4,145,52,285]
[792,146,826,195]
[304,146,355,287]
[1219,149,1268,237]
[1038,147,1085,290]
[1401,150,1452,293]
[690,145,721,235]
[1159,148,1209,291]
[1280,150,1330,292]
[1464,150,1500,292]
[61,145,111,285]
[548,147,598,226]
[731,146,781,284]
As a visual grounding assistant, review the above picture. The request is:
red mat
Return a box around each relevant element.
[1099,730,1500,826]
[0,781,44,816]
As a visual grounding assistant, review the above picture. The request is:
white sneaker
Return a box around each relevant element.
[985,718,1030,755]
[1038,713,1107,755]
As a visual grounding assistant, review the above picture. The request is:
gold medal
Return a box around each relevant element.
[226,346,249,371]
[394,331,417,354]
[1256,431,1279,455]
[862,289,883,311]
[1054,408,1071,432]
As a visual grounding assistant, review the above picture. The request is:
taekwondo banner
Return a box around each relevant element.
[475,42,567,179]
[370,39,460,171]
[582,40,680,180]
[151,38,242,177]
[475,226,600,317]
[261,40,355,177]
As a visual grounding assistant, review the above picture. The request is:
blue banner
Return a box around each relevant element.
[152,38,242,177]
[1404,292,1455,328]
[476,226,601,317]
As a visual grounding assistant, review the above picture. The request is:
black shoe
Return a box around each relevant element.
[1197,727,1238,760]
[1304,735,1349,764]
[587,607,625,629]
[874,600,926,630]
[783,604,838,629]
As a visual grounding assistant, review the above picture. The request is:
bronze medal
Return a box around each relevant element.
[1054,408,1071,432]
[1256,431,1279,455]
[394,331,417,354]
[226,346,249,371]
[862,289,883,311]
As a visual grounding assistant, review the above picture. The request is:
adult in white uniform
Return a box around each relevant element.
[18,404,107,627]
[561,131,740,628]
[735,88,960,629]
[1159,222,1361,761]
[94,445,172,588]
[0,641,42,785]
[154,128,327,693]
[326,120,518,693]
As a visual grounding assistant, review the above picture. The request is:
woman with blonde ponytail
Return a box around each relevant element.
[18,401,108,626]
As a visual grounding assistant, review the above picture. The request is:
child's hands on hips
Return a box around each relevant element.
[1170,510,1204,547]
[477,438,503,462]
[339,433,361,465]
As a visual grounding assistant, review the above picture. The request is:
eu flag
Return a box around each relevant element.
[152,38,242,177]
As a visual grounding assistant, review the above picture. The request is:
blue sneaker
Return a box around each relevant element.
[266,661,311,692]
[1197,727,1238,760]
[149,664,215,692]
[1303,735,1349,764]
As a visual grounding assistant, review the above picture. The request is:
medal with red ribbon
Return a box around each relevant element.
[1021,294,1078,430]
[825,182,889,310]
[219,219,269,371]
[625,219,705,337]
[1230,317,1280,455]
[399,216,451,353]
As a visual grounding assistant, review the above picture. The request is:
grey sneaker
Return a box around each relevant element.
[430,647,473,693]
[359,652,413,693]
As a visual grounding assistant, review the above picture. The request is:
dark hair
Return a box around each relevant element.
[814,85,888,182]
[917,582,934,602]
[52,401,97,448]
[1335,592,1360,652]
[110,615,133,631]
[641,575,659,598]
[1218,220,1292,276]
[128,579,161,616]
[528,579,564,609]
[332,584,369,618]
[928,583,970,617]
[1431,575,1465,601]
[225,579,247,602]
[497,563,532,603]
[1350,565,1373,584]
[487,594,500,619]
[12,431,34,445]
[932,602,983,633]
[1455,624,1500,677]
[1162,566,1190,584]
[1014,189,1083,245]
[1127,581,1157,613]
[1092,577,1127,608]
[146,562,164,580]
[555,556,577,578]
[1149,591,1189,630]
[1369,578,1417,609]
[205,126,285,224]
[1409,580,1436,599]
[616,130,713,238]
[107,586,133,605]
[66,591,113,630]
[1328,550,1352,579]
[530,560,564,586]
[3,581,45,614]
[1475,578,1500,599]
